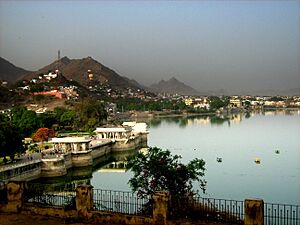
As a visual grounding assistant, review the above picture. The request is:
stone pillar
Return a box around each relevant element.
[153,192,170,225]
[76,185,93,219]
[6,181,25,213]
[244,199,264,225]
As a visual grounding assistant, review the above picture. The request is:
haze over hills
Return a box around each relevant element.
[1,56,299,96]
[0,57,31,82]
[149,77,205,96]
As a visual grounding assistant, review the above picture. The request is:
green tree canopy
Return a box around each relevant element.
[60,109,76,127]
[11,106,40,138]
[126,147,206,200]
[209,96,229,110]
[0,114,25,161]
[74,97,107,131]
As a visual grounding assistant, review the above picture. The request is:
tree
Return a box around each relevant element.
[32,128,55,142]
[60,109,76,127]
[0,114,25,161]
[38,112,56,128]
[11,106,40,138]
[74,97,107,131]
[18,110,40,137]
[126,147,206,200]
[209,96,229,110]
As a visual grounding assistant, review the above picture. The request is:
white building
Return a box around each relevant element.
[94,127,132,140]
[50,137,91,153]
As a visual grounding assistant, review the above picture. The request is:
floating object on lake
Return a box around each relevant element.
[275,149,280,154]
[217,157,222,163]
[254,157,261,164]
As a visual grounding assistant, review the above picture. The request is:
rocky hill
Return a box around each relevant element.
[22,56,142,90]
[149,77,202,96]
[0,57,31,82]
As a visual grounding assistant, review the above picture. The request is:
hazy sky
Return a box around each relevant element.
[0,1,299,94]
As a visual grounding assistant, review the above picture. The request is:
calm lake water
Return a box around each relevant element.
[91,110,300,205]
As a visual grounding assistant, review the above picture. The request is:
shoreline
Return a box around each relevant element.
[121,107,300,120]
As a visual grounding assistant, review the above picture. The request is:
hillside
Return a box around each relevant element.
[149,77,202,96]
[22,56,142,90]
[0,57,31,82]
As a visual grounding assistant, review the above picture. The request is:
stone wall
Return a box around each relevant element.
[0,181,25,213]
[71,151,93,167]
[0,183,171,225]
[40,157,67,177]
[244,199,264,225]
[111,135,145,152]
[0,182,269,225]
[1,134,146,182]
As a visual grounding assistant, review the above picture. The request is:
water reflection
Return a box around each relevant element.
[146,109,300,204]
[29,150,140,191]
[29,109,300,204]
[148,109,300,128]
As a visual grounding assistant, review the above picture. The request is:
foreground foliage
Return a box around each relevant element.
[127,147,206,200]
[0,114,25,161]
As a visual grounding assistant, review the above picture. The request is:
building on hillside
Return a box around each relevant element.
[184,98,194,106]
[230,98,242,108]
[33,90,64,99]
[43,72,57,81]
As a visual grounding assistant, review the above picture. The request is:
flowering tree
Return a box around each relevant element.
[127,147,206,199]
[32,128,55,142]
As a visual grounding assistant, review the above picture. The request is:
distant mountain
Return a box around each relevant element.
[22,56,142,90]
[0,57,31,82]
[149,77,202,96]
[122,76,149,90]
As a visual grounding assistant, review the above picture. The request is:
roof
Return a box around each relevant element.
[94,127,131,133]
[50,137,91,143]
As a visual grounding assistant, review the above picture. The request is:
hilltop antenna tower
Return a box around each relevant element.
[56,50,61,75]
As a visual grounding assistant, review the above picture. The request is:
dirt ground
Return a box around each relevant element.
[0,213,85,225]
[0,213,230,225]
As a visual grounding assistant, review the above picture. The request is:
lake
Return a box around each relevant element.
[91,110,300,205]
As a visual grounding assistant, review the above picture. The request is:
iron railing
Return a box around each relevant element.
[24,184,76,209]
[264,202,300,225]
[93,189,152,217]
[169,196,244,224]
[19,184,300,224]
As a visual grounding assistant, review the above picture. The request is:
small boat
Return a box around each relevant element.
[254,157,261,164]
[216,157,222,163]
[275,149,280,154]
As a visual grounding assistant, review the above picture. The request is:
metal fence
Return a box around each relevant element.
[265,202,300,225]
[169,196,244,224]
[18,184,300,224]
[93,189,152,217]
[24,184,76,209]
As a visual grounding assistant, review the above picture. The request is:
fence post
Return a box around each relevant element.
[244,198,264,225]
[76,185,93,220]
[153,192,170,225]
[5,181,25,213]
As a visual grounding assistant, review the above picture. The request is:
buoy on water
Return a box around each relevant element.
[254,157,261,164]
[275,149,280,154]
[217,157,222,163]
